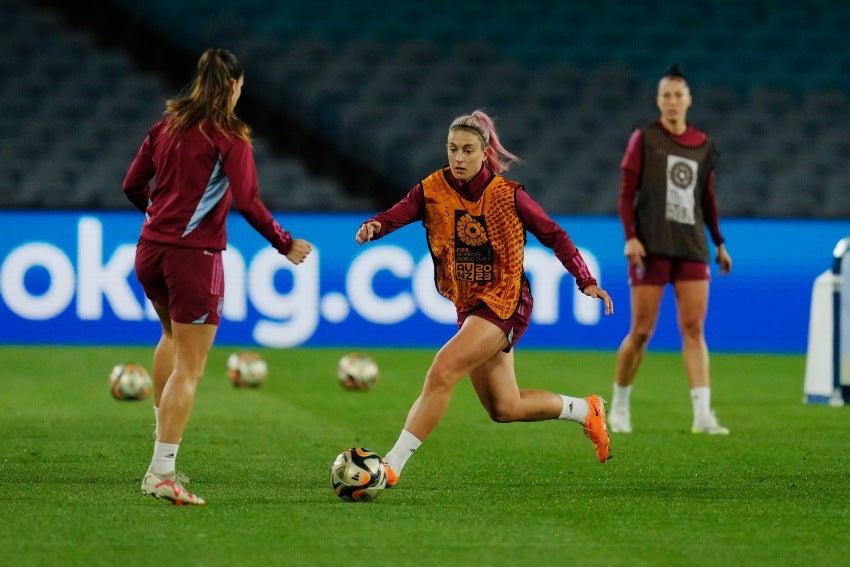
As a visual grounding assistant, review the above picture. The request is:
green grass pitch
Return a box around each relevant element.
[1,345,848,566]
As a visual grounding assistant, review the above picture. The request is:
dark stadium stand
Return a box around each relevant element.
[4,0,850,217]
[0,0,362,212]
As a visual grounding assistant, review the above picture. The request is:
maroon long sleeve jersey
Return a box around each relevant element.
[123,118,293,254]
[618,124,724,246]
[368,166,598,290]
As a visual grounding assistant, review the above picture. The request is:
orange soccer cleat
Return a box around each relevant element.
[583,395,611,463]
[382,460,399,488]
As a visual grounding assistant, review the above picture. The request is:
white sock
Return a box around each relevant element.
[384,429,422,474]
[558,395,588,422]
[150,441,179,477]
[691,386,711,421]
[612,384,632,410]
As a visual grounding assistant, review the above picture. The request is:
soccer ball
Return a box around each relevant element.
[227,351,268,387]
[337,353,379,391]
[109,363,152,401]
[330,447,387,502]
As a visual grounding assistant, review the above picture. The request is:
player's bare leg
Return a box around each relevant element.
[157,322,217,444]
[470,350,562,422]
[148,301,173,438]
[611,284,664,432]
[143,321,216,504]
[674,280,728,434]
[404,316,506,441]
[150,301,174,407]
[383,317,505,484]
[470,350,609,462]
[674,280,709,389]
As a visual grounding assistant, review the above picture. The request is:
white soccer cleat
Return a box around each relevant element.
[608,406,632,433]
[141,471,205,505]
[691,411,730,435]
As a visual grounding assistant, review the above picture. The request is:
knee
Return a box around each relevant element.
[678,318,704,340]
[485,401,518,423]
[424,362,462,394]
[628,329,653,349]
[171,365,205,389]
[487,409,513,424]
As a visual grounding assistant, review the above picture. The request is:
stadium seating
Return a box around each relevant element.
[4,0,850,218]
[0,0,354,212]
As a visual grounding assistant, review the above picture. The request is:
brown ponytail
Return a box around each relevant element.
[164,48,251,143]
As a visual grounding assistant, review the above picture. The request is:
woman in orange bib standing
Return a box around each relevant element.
[355,109,614,487]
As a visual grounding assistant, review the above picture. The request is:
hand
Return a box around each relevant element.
[624,237,646,271]
[286,238,312,265]
[582,285,614,315]
[716,244,732,275]
[355,220,382,244]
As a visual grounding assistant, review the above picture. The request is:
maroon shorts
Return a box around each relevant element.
[629,255,710,286]
[134,240,224,325]
[457,284,533,353]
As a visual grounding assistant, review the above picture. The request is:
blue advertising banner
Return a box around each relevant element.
[0,210,846,353]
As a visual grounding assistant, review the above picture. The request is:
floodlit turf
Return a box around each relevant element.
[1,346,847,566]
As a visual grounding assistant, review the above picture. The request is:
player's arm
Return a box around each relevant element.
[517,189,612,314]
[356,184,425,244]
[123,133,155,213]
[355,220,382,244]
[701,170,732,274]
[223,139,298,256]
[619,130,646,270]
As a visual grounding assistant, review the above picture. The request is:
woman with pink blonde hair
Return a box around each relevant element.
[356,109,614,488]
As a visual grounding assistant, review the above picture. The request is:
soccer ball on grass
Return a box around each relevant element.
[227,351,268,387]
[109,363,152,400]
[330,447,387,502]
[337,353,379,391]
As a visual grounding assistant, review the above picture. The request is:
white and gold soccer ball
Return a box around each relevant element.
[330,447,387,502]
[109,363,152,401]
[337,353,379,391]
[227,351,268,388]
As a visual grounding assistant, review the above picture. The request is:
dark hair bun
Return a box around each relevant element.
[664,63,686,80]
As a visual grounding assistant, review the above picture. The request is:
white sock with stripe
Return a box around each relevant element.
[150,441,179,477]
[612,384,632,410]
[691,386,711,421]
[384,429,422,474]
[558,395,589,422]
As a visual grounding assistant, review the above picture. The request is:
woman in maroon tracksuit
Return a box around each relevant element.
[124,49,312,505]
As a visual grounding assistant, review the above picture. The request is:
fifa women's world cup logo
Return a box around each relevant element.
[665,155,698,225]
[454,211,494,282]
